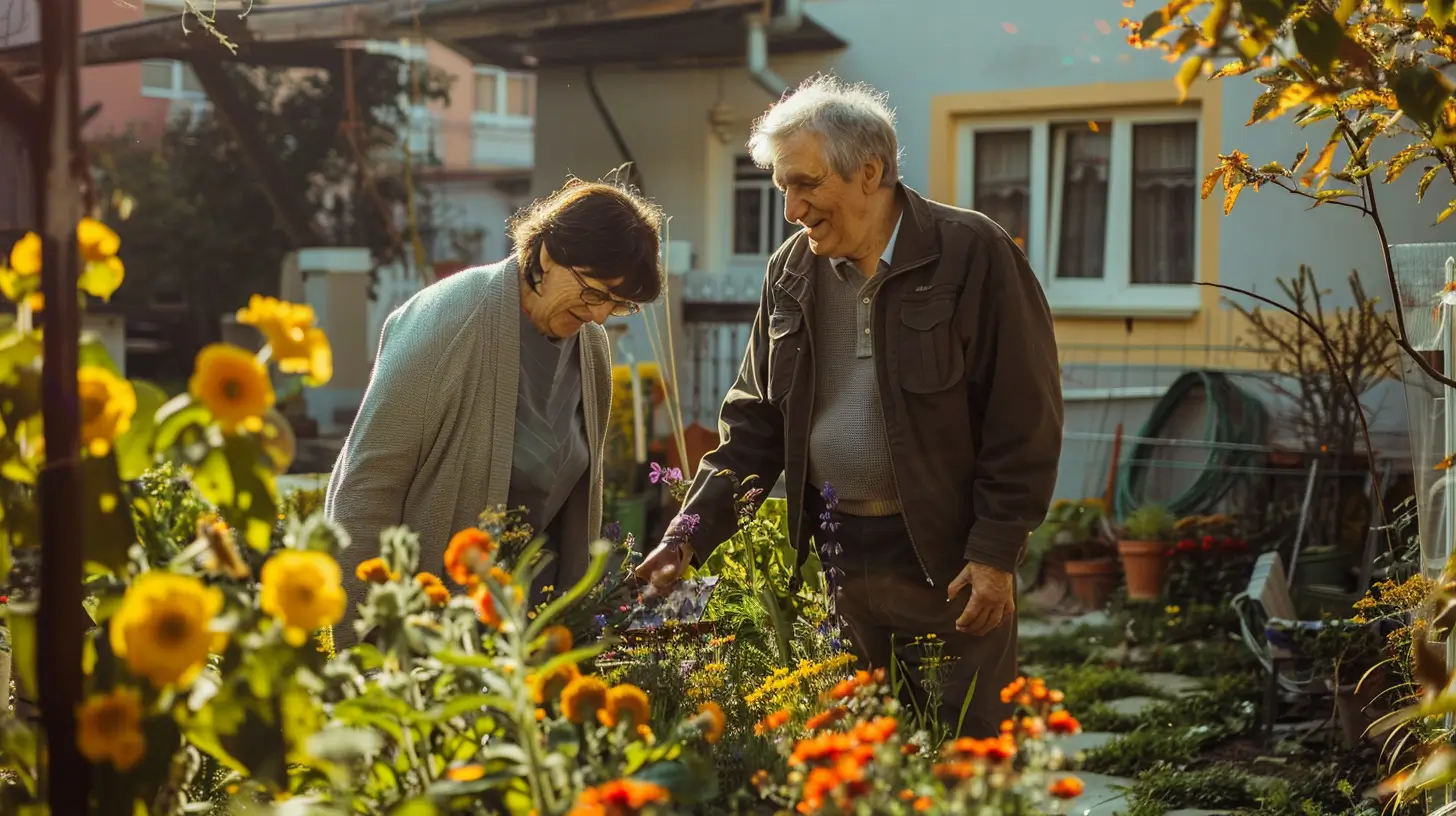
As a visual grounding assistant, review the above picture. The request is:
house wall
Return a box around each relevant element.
[531,0,1450,499]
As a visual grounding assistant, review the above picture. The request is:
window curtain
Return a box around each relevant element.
[1055,124,1110,279]
[1131,122,1197,284]
[973,130,1031,249]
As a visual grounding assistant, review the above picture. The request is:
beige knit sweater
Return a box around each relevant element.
[324,258,611,646]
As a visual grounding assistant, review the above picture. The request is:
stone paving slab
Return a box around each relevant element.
[1050,731,1119,756]
[1104,695,1161,717]
[1163,810,1234,815]
[1065,772,1133,816]
[1141,672,1204,697]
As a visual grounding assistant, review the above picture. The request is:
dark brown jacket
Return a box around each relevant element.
[678,184,1063,583]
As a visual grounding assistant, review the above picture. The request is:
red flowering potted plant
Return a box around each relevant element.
[1116,504,1177,601]
[1165,514,1253,608]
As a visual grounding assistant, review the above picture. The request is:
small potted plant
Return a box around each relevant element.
[1043,499,1120,611]
[1117,503,1177,601]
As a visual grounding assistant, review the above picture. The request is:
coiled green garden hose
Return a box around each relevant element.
[1113,370,1270,520]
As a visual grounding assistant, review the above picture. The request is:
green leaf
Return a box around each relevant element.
[78,257,125,302]
[524,539,612,643]
[114,380,166,480]
[81,454,135,574]
[191,435,278,553]
[6,602,37,696]
[79,332,122,375]
[1393,64,1455,131]
[389,801,439,816]
[1386,144,1428,183]
[152,393,212,460]
[1292,7,1345,75]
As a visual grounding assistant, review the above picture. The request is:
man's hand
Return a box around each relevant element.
[634,539,693,600]
[947,562,1015,636]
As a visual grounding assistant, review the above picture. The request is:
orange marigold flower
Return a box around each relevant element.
[750,769,772,788]
[1047,710,1081,735]
[474,587,501,627]
[827,678,858,700]
[541,625,573,655]
[899,789,916,801]
[561,675,610,724]
[932,761,977,781]
[913,797,932,812]
[805,707,848,731]
[900,743,920,756]
[415,571,444,588]
[755,709,791,736]
[1000,676,1027,703]
[424,583,451,606]
[598,684,652,730]
[984,735,1017,762]
[696,701,726,744]
[443,528,494,586]
[569,778,670,816]
[444,763,485,782]
[354,557,397,584]
[1049,776,1085,799]
[528,660,582,704]
[851,716,897,744]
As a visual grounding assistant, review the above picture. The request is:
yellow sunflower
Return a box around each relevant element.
[598,684,651,730]
[260,550,347,646]
[77,217,121,262]
[77,365,137,457]
[527,660,581,705]
[189,343,275,431]
[76,686,146,771]
[8,231,40,276]
[109,572,224,689]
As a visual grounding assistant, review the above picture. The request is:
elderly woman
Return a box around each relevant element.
[326,179,663,644]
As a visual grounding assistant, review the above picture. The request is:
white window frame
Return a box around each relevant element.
[140,2,206,101]
[730,155,790,261]
[957,107,1203,318]
[471,66,534,128]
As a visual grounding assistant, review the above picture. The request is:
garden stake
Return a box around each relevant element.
[34,0,90,810]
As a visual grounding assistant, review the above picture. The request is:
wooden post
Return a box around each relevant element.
[35,0,89,811]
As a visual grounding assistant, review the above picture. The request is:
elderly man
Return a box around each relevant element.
[636,75,1063,737]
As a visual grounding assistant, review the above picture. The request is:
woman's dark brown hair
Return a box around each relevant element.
[507,176,665,304]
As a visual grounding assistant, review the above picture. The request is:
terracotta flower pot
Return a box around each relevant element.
[1064,558,1120,611]
[1117,540,1168,601]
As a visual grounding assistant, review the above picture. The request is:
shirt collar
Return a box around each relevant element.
[831,210,903,277]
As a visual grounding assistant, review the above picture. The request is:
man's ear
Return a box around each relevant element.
[860,157,884,194]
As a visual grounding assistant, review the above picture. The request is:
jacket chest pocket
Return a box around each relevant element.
[767,309,805,405]
[898,296,966,394]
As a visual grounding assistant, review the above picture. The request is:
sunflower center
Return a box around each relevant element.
[155,610,192,646]
[222,378,243,402]
[94,703,127,735]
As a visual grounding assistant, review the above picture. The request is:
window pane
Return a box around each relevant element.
[474,72,498,113]
[180,63,204,93]
[733,188,763,255]
[1054,123,1110,279]
[505,75,532,117]
[1131,122,1197,284]
[768,188,791,249]
[972,130,1031,250]
[141,60,175,91]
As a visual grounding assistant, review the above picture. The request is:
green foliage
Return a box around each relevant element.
[1123,765,1271,816]
[1042,665,1163,710]
[1121,504,1176,542]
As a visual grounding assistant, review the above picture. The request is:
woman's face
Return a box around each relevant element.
[524,245,630,340]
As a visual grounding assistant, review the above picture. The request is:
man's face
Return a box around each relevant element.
[528,246,624,340]
[772,130,881,259]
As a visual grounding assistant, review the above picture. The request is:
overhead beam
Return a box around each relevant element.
[189,58,325,248]
[406,0,762,41]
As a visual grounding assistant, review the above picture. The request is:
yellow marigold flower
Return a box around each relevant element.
[443,528,495,586]
[528,660,582,705]
[189,343,274,432]
[415,572,444,588]
[260,550,346,646]
[236,295,334,386]
[695,701,725,744]
[354,557,397,584]
[77,365,136,457]
[9,231,40,276]
[561,675,609,724]
[109,572,223,689]
[424,583,450,606]
[541,625,573,655]
[598,684,651,729]
[445,763,485,782]
[76,686,146,771]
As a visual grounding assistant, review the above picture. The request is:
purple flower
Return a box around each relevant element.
[649,462,683,485]
[663,513,699,553]
[602,521,622,543]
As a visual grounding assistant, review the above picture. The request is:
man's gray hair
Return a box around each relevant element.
[747,74,901,189]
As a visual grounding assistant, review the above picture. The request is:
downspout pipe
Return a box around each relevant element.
[746,0,804,99]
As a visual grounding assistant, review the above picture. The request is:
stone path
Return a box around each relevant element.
[1025,611,1215,816]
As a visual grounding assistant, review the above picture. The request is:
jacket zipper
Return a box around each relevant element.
[874,254,941,588]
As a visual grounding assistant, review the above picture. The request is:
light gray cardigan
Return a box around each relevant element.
[324,259,611,645]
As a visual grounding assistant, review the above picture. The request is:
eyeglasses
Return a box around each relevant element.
[571,269,640,317]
